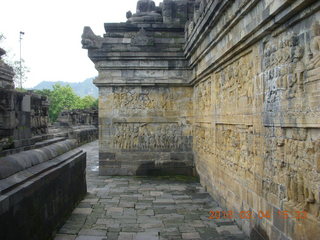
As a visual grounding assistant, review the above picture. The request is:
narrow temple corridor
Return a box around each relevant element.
[54,141,248,240]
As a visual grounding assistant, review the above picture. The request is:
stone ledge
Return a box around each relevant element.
[0,150,87,240]
[0,148,83,195]
[0,139,77,180]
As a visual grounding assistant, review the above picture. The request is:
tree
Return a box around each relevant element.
[35,84,98,122]
[11,59,29,88]
[48,84,81,122]
[34,88,52,98]
[77,95,98,109]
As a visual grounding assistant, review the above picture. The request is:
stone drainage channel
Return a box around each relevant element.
[54,141,248,240]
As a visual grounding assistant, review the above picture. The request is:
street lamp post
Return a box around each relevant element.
[19,31,25,89]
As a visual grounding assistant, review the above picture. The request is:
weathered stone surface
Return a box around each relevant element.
[0,47,14,89]
[83,4,194,176]
[1,50,49,153]
[51,109,98,145]
[187,0,320,239]
[56,109,98,127]
[0,149,87,240]
[127,0,162,23]
[83,0,320,239]
[0,139,76,181]
[0,89,49,152]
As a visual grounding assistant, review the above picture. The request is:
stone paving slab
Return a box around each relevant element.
[54,141,248,240]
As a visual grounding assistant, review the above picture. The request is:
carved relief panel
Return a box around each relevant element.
[111,122,191,151]
[194,79,212,117]
[112,86,190,115]
[215,124,254,176]
[262,21,320,127]
[193,123,213,155]
[263,126,320,219]
[213,52,254,116]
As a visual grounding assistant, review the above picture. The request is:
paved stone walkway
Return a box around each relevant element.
[54,141,248,240]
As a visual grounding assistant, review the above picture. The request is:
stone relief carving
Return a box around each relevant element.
[194,124,214,155]
[261,127,320,218]
[195,80,211,115]
[81,27,104,49]
[131,28,154,46]
[263,33,307,104]
[214,53,254,108]
[308,21,320,69]
[112,87,175,111]
[112,122,184,150]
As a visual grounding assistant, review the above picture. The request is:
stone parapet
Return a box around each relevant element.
[0,89,49,151]
[0,139,76,181]
[0,148,86,240]
[56,109,98,127]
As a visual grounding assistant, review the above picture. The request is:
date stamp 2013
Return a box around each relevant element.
[208,210,308,220]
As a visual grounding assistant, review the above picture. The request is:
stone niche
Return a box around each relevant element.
[82,0,195,176]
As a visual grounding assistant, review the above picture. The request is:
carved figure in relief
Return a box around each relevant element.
[112,123,182,150]
[286,45,305,98]
[293,46,305,91]
[308,21,320,69]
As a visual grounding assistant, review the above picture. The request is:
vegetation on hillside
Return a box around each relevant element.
[35,84,98,122]
[32,78,98,98]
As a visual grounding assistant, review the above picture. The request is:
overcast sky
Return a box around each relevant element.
[0,0,161,88]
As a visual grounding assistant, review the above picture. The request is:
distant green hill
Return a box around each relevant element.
[32,77,98,98]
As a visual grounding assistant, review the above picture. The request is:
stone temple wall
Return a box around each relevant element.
[82,0,195,176]
[83,0,320,239]
[186,0,320,239]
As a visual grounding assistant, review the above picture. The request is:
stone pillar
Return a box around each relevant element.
[82,0,195,176]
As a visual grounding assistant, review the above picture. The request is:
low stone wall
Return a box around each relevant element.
[0,144,86,240]
[1,47,49,152]
[69,125,99,146]
[56,109,98,127]
[52,109,99,146]
[0,47,90,240]
[0,89,49,151]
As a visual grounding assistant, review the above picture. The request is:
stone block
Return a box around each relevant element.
[22,95,31,112]
[0,150,87,240]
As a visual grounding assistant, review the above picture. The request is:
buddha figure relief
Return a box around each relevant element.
[308,21,320,69]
